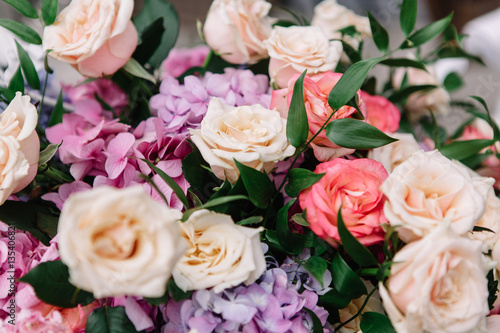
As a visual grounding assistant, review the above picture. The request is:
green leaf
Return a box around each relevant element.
[387,84,437,104]
[437,46,484,65]
[122,58,156,84]
[181,142,219,200]
[0,19,42,44]
[360,312,396,333]
[284,168,324,198]
[133,17,165,65]
[144,291,169,306]
[292,211,309,227]
[368,13,389,54]
[337,208,379,267]
[443,72,463,92]
[488,269,499,310]
[379,58,426,71]
[8,66,24,94]
[443,24,459,42]
[400,0,417,37]
[86,306,139,333]
[133,0,179,68]
[237,216,263,226]
[402,12,453,48]
[460,153,489,169]
[287,70,308,147]
[16,41,40,89]
[326,118,398,149]
[48,90,66,126]
[3,0,38,19]
[234,160,274,209]
[438,139,496,160]
[331,253,367,299]
[182,195,249,221]
[319,288,352,309]
[141,159,189,210]
[0,87,16,102]
[41,0,58,26]
[470,95,500,139]
[303,256,328,288]
[303,308,324,333]
[276,199,306,255]
[19,261,95,308]
[39,143,61,165]
[328,57,386,110]
[167,279,192,302]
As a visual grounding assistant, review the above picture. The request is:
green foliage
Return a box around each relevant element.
[276,199,306,255]
[379,58,426,71]
[8,66,24,94]
[401,13,453,49]
[443,72,463,92]
[122,58,156,84]
[38,143,61,165]
[182,195,249,221]
[234,160,275,209]
[284,168,324,198]
[438,139,496,161]
[41,0,59,26]
[86,306,140,333]
[15,41,40,89]
[303,308,324,333]
[48,90,66,126]
[302,256,328,287]
[287,70,309,147]
[331,253,367,299]
[133,17,165,65]
[368,13,389,54]
[388,84,437,104]
[400,0,417,37]
[360,312,397,333]
[0,19,42,44]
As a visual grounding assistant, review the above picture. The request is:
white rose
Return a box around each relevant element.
[469,188,500,252]
[189,97,295,183]
[311,0,371,50]
[392,65,450,121]
[173,209,265,293]
[58,186,186,298]
[43,0,138,78]
[367,133,422,174]
[382,150,494,243]
[0,92,39,205]
[203,0,273,65]
[264,25,343,89]
[379,224,489,333]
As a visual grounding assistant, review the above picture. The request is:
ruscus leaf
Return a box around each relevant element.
[287,70,308,147]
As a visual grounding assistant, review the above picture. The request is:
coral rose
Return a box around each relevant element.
[360,91,400,133]
[299,158,388,246]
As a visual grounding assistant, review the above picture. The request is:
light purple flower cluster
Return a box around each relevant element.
[161,268,329,333]
[149,68,272,134]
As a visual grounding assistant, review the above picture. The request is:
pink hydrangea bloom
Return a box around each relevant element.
[161,45,210,78]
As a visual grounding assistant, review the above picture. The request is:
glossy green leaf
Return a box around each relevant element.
[48,90,66,126]
[8,66,24,94]
[234,160,274,209]
[167,279,192,302]
[319,288,352,309]
[340,40,362,64]
[400,0,417,37]
[331,253,367,299]
[276,199,306,254]
[41,0,58,26]
[368,13,389,54]
[443,72,463,92]
[182,195,249,221]
[443,24,459,42]
[326,118,398,149]
[0,87,16,102]
[387,84,437,104]
[237,216,263,226]
[379,58,426,71]
[292,211,309,227]
[460,153,489,169]
[470,95,500,139]
[141,159,189,210]
[287,70,308,147]
[303,308,324,333]
[3,0,38,18]
[16,41,40,89]
[86,306,138,333]
[284,168,324,198]
[39,143,61,165]
[303,256,328,288]
[19,261,95,308]
[122,58,156,83]
[328,57,386,110]
[360,312,396,333]
[0,19,42,44]
[437,46,484,65]
[337,209,379,267]
[438,139,496,161]
[133,17,164,65]
[402,13,453,48]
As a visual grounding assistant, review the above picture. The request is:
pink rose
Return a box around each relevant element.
[43,0,138,77]
[299,158,388,246]
[270,71,365,161]
[360,91,400,133]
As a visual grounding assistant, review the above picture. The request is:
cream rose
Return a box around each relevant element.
[469,188,500,252]
[189,97,295,183]
[43,0,138,78]
[367,133,422,174]
[203,0,273,65]
[0,92,39,205]
[379,224,489,332]
[264,25,342,89]
[392,65,450,121]
[382,150,493,243]
[173,209,265,293]
[57,186,186,298]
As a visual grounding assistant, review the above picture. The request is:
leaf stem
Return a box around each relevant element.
[333,287,377,330]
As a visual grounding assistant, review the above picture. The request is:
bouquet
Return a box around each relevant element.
[0,0,499,331]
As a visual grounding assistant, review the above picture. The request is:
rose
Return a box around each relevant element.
[299,158,388,246]
[264,26,342,89]
[367,133,422,174]
[173,209,266,293]
[57,186,186,298]
[270,71,364,161]
[469,188,500,252]
[382,150,494,243]
[189,97,295,183]
[360,91,400,133]
[43,0,138,78]
[379,224,489,332]
[0,92,39,205]
[392,65,450,121]
[203,0,273,65]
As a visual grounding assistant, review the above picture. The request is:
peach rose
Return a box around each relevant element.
[360,91,400,133]
[270,71,365,161]
[264,26,342,88]
[468,188,500,252]
[43,0,138,78]
[57,186,186,298]
[0,92,39,205]
[367,133,422,174]
[203,0,273,65]
[379,224,489,332]
[299,158,388,246]
[382,150,494,243]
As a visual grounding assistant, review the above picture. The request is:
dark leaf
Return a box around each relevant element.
[360,312,397,333]
[402,13,453,48]
[86,306,139,333]
[8,66,24,94]
[276,199,306,255]
[379,58,426,71]
[48,90,66,126]
[331,253,367,299]
[41,0,58,26]
[368,13,389,54]
[400,0,417,37]
[235,160,274,209]
[0,19,42,44]
[285,168,324,198]
[438,139,496,160]
[388,84,437,104]
[16,41,40,89]
[326,118,398,149]
[303,308,324,333]
[443,72,463,92]
[303,256,328,288]
[133,17,165,65]
[287,70,308,147]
